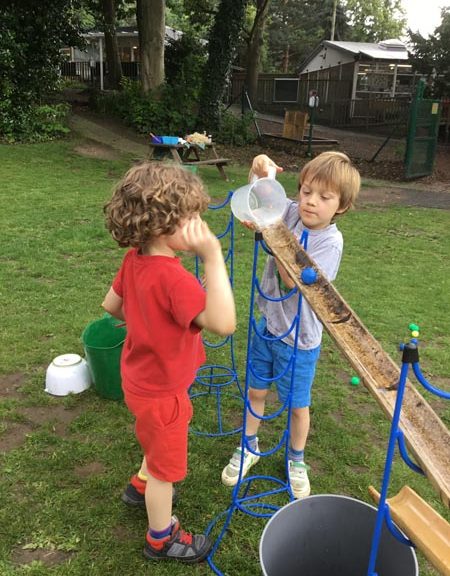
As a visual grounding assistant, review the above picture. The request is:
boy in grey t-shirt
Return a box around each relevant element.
[222,152,361,498]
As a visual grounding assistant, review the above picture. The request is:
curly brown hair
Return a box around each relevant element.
[104,162,210,247]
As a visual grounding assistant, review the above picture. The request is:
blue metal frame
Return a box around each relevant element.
[367,336,448,575]
[206,229,309,575]
[190,192,243,437]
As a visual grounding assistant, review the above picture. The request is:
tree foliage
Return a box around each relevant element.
[266,0,352,72]
[265,0,405,72]
[343,0,406,42]
[178,0,219,33]
[408,8,450,98]
[245,0,271,104]
[165,35,207,100]
[198,0,248,130]
[0,0,83,104]
[267,0,335,72]
[0,0,83,140]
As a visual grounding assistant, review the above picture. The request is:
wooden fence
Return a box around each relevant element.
[230,73,411,135]
[61,63,450,139]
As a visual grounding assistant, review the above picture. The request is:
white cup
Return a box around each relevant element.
[231,176,286,228]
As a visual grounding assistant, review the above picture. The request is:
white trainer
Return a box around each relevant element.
[221,441,260,487]
[288,460,311,499]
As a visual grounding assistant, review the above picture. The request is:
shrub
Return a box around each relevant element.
[215,110,257,146]
[0,1,82,142]
[165,35,206,102]
[91,35,256,146]
[0,101,70,143]
[93,79,199,136]
[92,35,207,137]
[93,84,257,147]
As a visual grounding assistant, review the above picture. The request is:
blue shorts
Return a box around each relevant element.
[249,318,320,408]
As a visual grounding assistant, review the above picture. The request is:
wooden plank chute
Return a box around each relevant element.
[282,110,309,140]
[369,485,450,576]
[262,222,450,508]
[262,110,339,146]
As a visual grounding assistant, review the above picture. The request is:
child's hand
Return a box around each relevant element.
[250,154,283,180]
[181,216,221,261]
[242,220,257,231]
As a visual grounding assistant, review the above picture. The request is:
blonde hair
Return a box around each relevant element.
[105,162,209,247]
[299,151,360,214]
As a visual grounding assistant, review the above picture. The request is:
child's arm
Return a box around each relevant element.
[102,287,125,321]
[182,217,236,336]
[275,258,296,290]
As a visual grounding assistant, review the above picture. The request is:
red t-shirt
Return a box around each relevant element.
[112,249,206,396]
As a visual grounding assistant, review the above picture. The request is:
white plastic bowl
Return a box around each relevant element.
[45,353,91,396]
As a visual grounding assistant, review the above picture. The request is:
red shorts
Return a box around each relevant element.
[123,386,193,483]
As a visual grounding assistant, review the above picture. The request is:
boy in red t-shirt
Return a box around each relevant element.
[102,162,236,563]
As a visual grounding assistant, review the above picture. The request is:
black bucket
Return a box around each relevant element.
[260,495,418,576]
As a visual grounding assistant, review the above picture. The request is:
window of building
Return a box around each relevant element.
[273,79,299,102]
[356,62,414,98]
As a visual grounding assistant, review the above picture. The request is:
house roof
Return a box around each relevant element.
[82,25,182,42]
[299,39,409,74]
[327,39,409,60]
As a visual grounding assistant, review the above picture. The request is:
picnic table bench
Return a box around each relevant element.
[149,140,230,181]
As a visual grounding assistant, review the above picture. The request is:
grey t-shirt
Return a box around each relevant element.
[257,199,343,349]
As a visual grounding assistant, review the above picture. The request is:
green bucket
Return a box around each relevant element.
[81,314,126,400]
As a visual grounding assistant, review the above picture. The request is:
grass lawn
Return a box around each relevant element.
[0,136,449,576]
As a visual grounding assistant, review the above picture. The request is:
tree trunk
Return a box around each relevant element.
[102,0,122,89]
[198,0,248,130]
[282,44,290,73]
[136,0,165,93]
[246,0,271,107]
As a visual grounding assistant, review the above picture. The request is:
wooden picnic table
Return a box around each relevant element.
[149,141,230,181]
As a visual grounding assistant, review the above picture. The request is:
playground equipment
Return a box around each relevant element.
[260,221,450,574]
[189,192,243,437]
[256,107,339,149]
[206,213,449,574]
[262,221,450,508]
[362,334,450,576]
[259,331,450,575]
[370,486,450,576]
[206,230,310,575]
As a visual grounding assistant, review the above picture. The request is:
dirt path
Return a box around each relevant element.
[69,110,450,210]
[69,112,149,158]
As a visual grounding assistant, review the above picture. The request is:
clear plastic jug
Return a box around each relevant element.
[230,176,286,228]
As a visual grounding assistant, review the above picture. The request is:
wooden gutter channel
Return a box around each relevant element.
[262,222,450,508]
